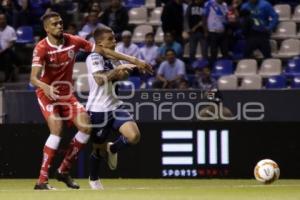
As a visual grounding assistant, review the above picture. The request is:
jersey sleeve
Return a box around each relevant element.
[86,53,105,74]
[73,35,95,52]
[32,44,46,68]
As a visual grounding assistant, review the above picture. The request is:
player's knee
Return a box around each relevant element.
[78,126,92,135]
[127,131,140,145]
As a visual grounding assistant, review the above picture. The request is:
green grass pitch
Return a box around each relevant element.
[0,179,300,200]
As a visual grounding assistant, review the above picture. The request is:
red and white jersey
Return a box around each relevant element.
[32,33,94,95]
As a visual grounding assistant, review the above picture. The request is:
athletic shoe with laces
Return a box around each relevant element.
[89,178,104,190]
[106,142,118,170]
[55,171,80,189]
[34,182,56,190]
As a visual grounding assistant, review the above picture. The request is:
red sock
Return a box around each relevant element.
[38,146,56,184]
[58,138,85,173]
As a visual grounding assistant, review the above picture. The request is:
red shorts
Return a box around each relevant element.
[36,90,86,122]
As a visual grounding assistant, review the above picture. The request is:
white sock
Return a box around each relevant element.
[45,134,61,150]
[75,131,90,144]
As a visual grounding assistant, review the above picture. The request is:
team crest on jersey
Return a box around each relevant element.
[46,104,54,112]
[68,49,75,59]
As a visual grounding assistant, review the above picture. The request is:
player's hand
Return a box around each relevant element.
[134,59,153,75]
[117,64,137,71]
[42,84,60,101]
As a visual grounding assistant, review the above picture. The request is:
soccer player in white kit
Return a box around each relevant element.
[85,26,150,189]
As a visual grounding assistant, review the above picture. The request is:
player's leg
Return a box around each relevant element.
[88,111,111,190]
[106,108,140,170]
[89,143,106,190]
[35,113,63,190]
[34,92,63,190]
[55,111,91,189]
[54,97,91,189]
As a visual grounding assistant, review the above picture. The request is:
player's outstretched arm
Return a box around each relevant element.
[30,66,60,100]
[92,64,136,86]
[94,46,153,75]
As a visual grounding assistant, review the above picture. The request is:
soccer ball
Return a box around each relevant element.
[254,159,280,184]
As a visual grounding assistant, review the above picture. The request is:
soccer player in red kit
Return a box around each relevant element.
[30,12,152,190]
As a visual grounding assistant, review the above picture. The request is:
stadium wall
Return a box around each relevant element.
[0,122,300,179]
[3,90,300,123]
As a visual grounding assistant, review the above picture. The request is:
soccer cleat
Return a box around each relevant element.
[34,182,56,190]
[89,178,104,190]
[106,142,118,170]
[55,171,80,189]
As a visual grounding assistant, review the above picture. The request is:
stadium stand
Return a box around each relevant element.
[274,4,291,21]
[218,75,238,90]
[235,59,258,77]
[265,75,287,89]
[240,75,262,90]
[128,6,148,25]
[132,25,154,43]
[259,59,282,77]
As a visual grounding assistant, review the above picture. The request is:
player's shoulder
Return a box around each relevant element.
[86,52,104,64]
[34,38,48,50]
[64,33,83,43]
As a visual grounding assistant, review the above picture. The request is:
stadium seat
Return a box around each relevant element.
[211,59,234,79]
[235,59,258,77]
[129,7,148,25]
[265,75,286,89]
[276,39,300,58]
[240,75,262,90]
[218,75,238,90]
[16,26,34,44]
[132,25,154,43]
[192,59,209,69]
[232,40,246,60]
[149,7,163,26]
[284,58,300,77]
[74,75,89,92]
[73,62,87,80]
[292,5,300,22]
[145,0,156,9]
[272,21,296,39]
[155,26,164,43]
[274,4,291,21]
[259,59,282,77]
[146,77,156,89]
[119,76,141,90]
[270,40,279,57]
[291,76,300,88]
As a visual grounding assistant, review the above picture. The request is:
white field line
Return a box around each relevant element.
[1,184,300,192]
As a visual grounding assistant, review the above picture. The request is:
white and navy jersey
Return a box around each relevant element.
[85,52,123,112]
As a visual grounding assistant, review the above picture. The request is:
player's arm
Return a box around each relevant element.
[93,64,136,86]
[75,34,153,74]
[95,47,153,75]
[30,67,59,101]
[30,46,59,100]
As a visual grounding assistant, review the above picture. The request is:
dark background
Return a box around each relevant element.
[1,122,299,179]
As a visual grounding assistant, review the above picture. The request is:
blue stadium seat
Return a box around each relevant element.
[211,59,234,79]
[16,26,34,44]
[146,77,156,89]
[284,58,300,77]
[291,76,300,89]
[119,76,141,90]
[191,59,209,69]
[265,75,286,89]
